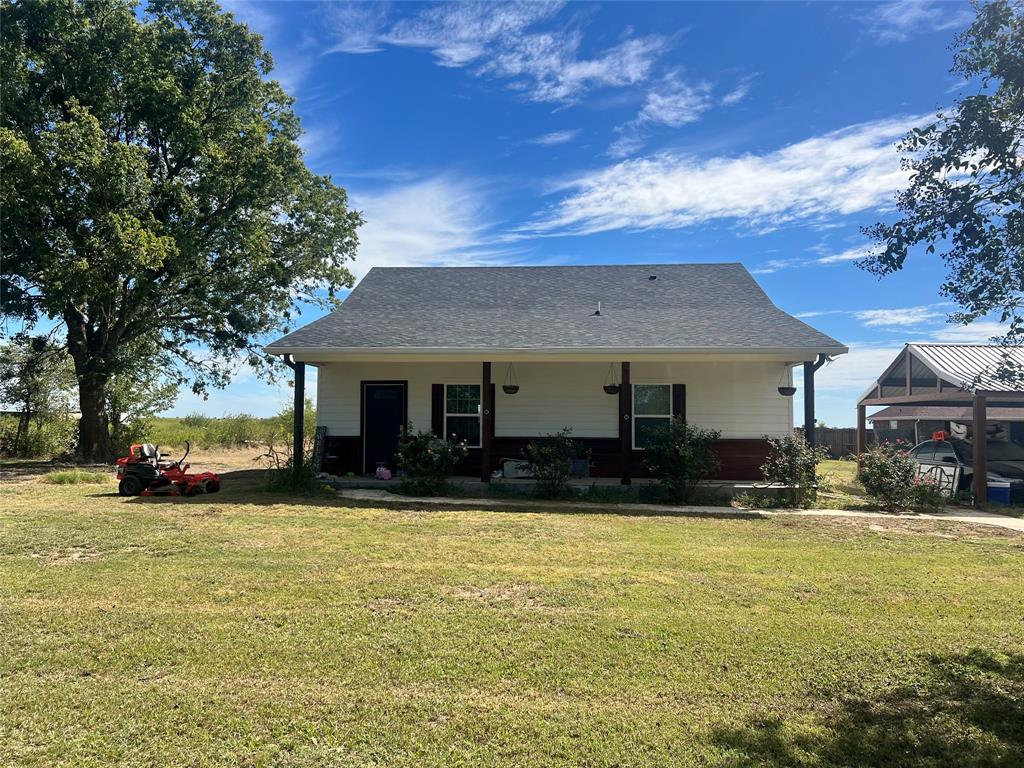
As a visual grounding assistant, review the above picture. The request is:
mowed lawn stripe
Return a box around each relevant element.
[1,479,1022,766]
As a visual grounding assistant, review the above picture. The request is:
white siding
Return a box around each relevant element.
[316,360,792,439]
[630,360,792,438]
[316,362,479,436]
[495,362,618,438]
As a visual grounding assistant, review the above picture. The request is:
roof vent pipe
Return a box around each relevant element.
[593,301,602,317]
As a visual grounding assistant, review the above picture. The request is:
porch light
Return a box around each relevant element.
[502,363,520,395]
[603,363,621,395]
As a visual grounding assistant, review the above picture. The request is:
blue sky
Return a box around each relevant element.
[169,0,1000,426]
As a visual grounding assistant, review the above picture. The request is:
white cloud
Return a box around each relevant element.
[350,176,514,281]
[810,344,905,391]
[327,1,666,104]
[863,1,973,44]
[533,114,922,235]
[855,306,945,327]
[529,129,582,146]
[609,73,712,158]
[817,246,873,265]
[925,321,1010,344]
[721,74,757,106]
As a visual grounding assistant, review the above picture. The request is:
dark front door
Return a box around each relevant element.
[363,383,406,474]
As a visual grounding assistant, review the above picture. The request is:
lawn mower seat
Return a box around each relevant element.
[139,444,158,461]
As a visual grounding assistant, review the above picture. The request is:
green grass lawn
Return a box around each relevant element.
[1,472,1022,767]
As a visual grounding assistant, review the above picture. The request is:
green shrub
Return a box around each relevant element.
[913,475,948,513]
[43,470,108,485]
[522,428,585,498]
[760,433,830,507]
[397,427,468,495]
[642,418,721,504]
[858,441,918,513]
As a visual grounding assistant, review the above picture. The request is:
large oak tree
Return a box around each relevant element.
[861,0,1023,382]
[1,0,361,459]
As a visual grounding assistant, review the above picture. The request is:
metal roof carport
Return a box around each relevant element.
[856,343,1024,502]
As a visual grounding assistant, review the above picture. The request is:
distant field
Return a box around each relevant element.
[1,469,1021,767]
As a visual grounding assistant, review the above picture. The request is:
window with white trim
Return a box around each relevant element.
[445,384,481,447]
[633,383,672,449]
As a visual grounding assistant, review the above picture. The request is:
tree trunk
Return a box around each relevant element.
[77,375,112,461]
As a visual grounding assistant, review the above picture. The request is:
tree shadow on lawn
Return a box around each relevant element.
[712,649,1024,767]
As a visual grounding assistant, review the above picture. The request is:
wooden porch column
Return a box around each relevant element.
[972,393,987,504]
[283,355,305,476]
[803,360,816,447]
[856,403,866,471]
[619,361,631,485]
[481,362,493,482]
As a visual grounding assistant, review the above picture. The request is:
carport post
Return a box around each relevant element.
[972,393,987,504]
[856,403,867,470]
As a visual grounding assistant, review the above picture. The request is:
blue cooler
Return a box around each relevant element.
[987,481,1012,505]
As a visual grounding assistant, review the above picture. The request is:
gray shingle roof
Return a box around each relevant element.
[265,263,846,353]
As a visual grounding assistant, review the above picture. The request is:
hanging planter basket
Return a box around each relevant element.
[603,363,621,395]
[502,363,520,395]
[777,367,796,397]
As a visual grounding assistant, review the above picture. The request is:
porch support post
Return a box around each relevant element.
[283,355,305,476]
[803,355,828,448]
[972,393,987,504]
[481,362,493,482]
[619,361,631,485]
[856,403,866,471]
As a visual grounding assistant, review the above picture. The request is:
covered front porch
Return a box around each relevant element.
[284,354,832,484]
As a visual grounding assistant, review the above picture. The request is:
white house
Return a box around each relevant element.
[265,264,847,482]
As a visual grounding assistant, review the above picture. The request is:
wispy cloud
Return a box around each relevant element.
[532,114,922,235]
[528,128,582,146]
[326,1,667,105]
[927,321,1011,344]
[817,246,873,265]
[862,0,973,44]
[855,306,945,327]
[721,73,758,106]
[610,72,712,157]
[350,176,515,281]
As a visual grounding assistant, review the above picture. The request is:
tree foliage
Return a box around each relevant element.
[861,0,1023,379]
[0,0,361,458]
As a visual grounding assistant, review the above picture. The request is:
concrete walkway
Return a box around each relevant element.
[335,488,1024,533]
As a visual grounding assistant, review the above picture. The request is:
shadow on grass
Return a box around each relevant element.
[713,649,1024,767]
[86,468,764,519]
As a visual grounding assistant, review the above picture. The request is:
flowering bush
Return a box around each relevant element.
[858,440,919,513]
[760,433,830,507]
[397,427,468,495]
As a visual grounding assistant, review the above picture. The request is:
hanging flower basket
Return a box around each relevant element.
[603,362,620,395]
[502,363,520,395]
[777,385,797,397]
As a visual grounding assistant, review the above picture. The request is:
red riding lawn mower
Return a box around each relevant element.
[116,441,221,498]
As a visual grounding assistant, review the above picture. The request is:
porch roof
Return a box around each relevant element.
[265,263,846,358]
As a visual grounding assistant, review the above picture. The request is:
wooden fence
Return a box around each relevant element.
[793,427,873,459]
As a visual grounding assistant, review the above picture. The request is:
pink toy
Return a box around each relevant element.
[375,466,392,480]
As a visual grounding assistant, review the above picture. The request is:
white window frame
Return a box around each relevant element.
[444,383,482,448]
[632,382,672,450]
